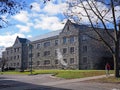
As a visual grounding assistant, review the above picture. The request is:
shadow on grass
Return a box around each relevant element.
[0,79,70,90]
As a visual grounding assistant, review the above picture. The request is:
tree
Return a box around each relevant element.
[0,58,8,72]
[0,0,26,29]
[66,0,120,77]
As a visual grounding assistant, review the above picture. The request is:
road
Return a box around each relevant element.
[0,74,120,90]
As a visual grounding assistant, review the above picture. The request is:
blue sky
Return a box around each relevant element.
[0,0,68,56]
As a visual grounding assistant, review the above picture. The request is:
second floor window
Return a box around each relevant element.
[55,40,58,46]
[29,53,33,58]
[44,51,50,56]
[44,42,50,47]
[37,52,40,57]
[70,36,74,43]
[63,37,67,44]
[63,48,67,54]
[70,47,74,53]
[83,46,87,53]
[37,43,40,49]
[82,35,88,41]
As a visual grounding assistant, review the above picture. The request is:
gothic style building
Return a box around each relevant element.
[2,20,112,70]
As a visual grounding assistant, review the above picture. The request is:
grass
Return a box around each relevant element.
[0,70,113,79]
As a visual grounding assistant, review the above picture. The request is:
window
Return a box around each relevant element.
[37,52,40,57]
[70,58,74,64]
[70,47,74,53]
[55,40,58,46]
[55,50,57,56]
[83,46,87,52]
[29,44,33,50]
[11,50,13,53]
[63,48,67,54]
[7,51,9,55]
[37,61,40,65]
[29,53,33,58]
[44,60,50,65]
[17,63,19,66]
[14,56,16,60]
[55,60,58,64]
[63,59,67,63]
[37,43,40,49]
[70,36,74,43]
[17,48,20,52]
[44,42,50,47]
[14,48,16,52]
[44,51,50,56]
[83,57,87,63]
[17,55,19,59]
[82,35,88,41]
[63,37,67,44]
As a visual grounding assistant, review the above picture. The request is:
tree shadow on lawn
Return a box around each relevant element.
[0,80,70,90]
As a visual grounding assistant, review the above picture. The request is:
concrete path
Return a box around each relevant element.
[41,74,114,86]
[0,74,119,90]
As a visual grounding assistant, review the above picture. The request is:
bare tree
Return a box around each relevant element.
[65,0,120,77]
[0,0,26,28]
[0,58,8,72]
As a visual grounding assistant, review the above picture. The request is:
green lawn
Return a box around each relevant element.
[0,70,113,79]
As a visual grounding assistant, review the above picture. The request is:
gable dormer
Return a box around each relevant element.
[13,36,21,47]
[61,19,72,33]
[60,20,79,36]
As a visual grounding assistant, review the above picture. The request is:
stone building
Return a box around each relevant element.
[2,20,112,70]
[2,36,29,70]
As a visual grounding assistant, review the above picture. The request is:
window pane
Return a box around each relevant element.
[70,36,74,43]
[55,40,58,46]
[70,58,74,64]
[44,42,50,47]
[83,46,87,52]
[44,60,50,65]
[70,47,74,53]
[63,37,67,44]
[63,48,67,54]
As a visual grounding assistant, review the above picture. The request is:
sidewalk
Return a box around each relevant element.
[41,74,114,86]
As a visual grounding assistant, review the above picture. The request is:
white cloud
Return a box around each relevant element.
[34,15,65,31]
[0,33,25,47]
[43,2,68,15]
[16,25,31,33]
[12,11,29,23]
[30,2,41,12]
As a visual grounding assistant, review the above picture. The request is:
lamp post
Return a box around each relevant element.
[29,44,33,75]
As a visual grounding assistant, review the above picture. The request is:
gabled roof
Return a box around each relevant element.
[30,30,62,41]
[17,37,28,43]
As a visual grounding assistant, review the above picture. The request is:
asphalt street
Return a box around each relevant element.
[0,74,120,90]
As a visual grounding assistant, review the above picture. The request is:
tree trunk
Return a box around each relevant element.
[113,39,120,77]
